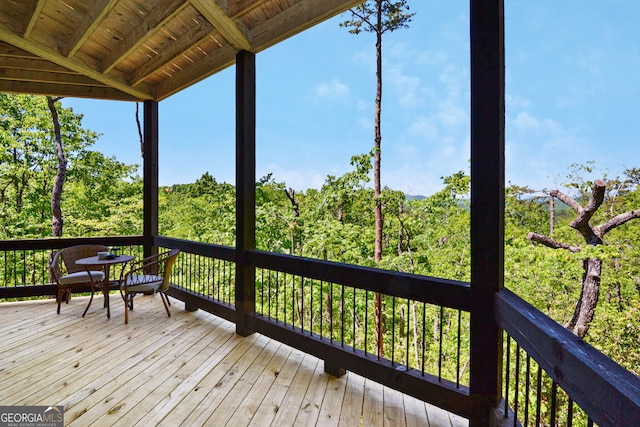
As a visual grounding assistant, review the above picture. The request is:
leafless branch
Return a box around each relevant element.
[595,209,640,237]
[527,232,582,253]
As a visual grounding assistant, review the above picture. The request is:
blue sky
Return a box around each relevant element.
[65,0,639,196]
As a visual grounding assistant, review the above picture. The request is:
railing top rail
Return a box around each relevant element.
[0,236,144,251]
[249,249,471,311]
[154,236,235,262]
[496,288,640,427]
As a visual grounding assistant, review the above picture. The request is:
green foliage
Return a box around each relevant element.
[340,0,415,35]
[0,94,141,238]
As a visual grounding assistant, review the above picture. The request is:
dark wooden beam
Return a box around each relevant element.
[468,0,505,425]
[496,289,640,427]
[235,50,256,337]
[143,100,159,259]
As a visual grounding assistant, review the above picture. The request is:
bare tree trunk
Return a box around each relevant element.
[47,96,65,238]
[565,258,602,338]
[397,202,403,256]
[549,194,555,235]
[136,102,144,157]
[284,188,301,255]
[373,0,384,358]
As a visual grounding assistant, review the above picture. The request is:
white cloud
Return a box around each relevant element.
[505,110,593,190]
[386,64,423,108]
[576,48,604,75]
[316,79,350,100]
[437,100,467,129]
[438,64,467,101]
[259,163,326,191]
[409,116,439,141]
[506,94,532,111]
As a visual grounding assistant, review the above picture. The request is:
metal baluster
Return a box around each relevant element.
[364,290,369,355]
[456,309,462,388]
[406,299,411,369]
[514,344,521,427]
[550,381,558,427]
[505,334,511,418]
[438,306,444,381]
[524,355,531,427]
[421,302,426,376]
[340,284,345,346]
[535,364,542,427]
[391,295,396,364]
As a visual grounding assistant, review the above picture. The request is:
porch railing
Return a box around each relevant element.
[1,236,638,426]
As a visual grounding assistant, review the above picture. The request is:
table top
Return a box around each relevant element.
[76,254,135,266]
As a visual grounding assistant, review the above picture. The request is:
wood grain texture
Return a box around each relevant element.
[0,297,466,426]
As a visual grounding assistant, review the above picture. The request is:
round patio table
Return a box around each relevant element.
[76,255,135,319]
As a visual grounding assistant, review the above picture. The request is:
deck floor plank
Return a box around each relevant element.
[226,343,293,426]
[338,371,365,426]
[362,378,385,427]
[0,297,469,427]
[247,348,306,427]
[316,373,348,426]
[271,353,319,425]
[205,339,282,426]
[383,386,407,427]
[292,358,330,426]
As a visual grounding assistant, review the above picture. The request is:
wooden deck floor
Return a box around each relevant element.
[0,295,468,427]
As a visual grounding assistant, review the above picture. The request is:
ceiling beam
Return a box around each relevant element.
[22,0,45,38]
[101,0,189,74]
[0,80,137,101]
[190,0,252,51]
[249,0,364,50]
[129,19,214,87]
[154,43,236,100]
[65,0,119,58]
[0,21,152,100]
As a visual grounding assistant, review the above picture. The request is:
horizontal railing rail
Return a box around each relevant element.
[496,289,640,427]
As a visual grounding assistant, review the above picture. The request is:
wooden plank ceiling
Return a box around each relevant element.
[0,0,363,101]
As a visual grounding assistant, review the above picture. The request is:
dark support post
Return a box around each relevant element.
[143,100,159,259]
[469,0,505,426]
[324,363,346,378]
[235,50,256,337]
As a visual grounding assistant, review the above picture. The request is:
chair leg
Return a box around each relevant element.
[159,292,171,318]
[82,289,94,317]
[57,287,63,314]
[124,293,130,324]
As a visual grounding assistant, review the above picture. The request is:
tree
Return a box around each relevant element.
[0,94,138,238]
[341,0,414,357]
[341,0,414,263]
[47,96,65,237]
[527,179,640,337]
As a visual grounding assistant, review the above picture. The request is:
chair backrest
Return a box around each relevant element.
[158,249,180,292]
[138,249,180,292]
[59,244,109,274]
[49,244,108,283]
